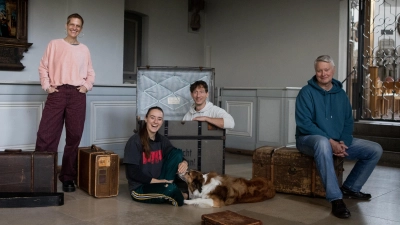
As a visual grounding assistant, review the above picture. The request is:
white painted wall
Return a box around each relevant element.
[0,0,344,89]
[204,0,341,88]
[125,0,205,67]
[0,0,124,85]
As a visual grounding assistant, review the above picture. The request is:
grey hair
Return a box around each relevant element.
[314,55,335,70]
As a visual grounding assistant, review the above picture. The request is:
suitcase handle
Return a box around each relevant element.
[91,145,101,152]
[90,145,113,155]
[4,149,22,153]
[271,146,285,154]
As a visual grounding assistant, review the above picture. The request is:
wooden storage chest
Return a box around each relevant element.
[252,146,344,197]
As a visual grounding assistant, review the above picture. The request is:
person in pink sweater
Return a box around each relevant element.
[35,13,95,192]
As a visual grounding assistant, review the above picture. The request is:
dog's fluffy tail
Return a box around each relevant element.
[265,182,276,199]
[239,177,276,203]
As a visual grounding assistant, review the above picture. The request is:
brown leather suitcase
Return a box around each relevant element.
[0,149,57,192]
[252,146,344,198]
[201,210,262,225]
[77,145,119,198]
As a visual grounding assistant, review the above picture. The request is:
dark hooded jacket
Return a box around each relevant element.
[295,75,354,146]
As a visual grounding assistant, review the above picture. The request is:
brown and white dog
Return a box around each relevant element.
[183,170,275,208]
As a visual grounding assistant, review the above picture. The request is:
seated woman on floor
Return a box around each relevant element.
[124,106,189,206]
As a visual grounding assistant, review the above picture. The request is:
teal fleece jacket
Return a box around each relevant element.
[295,75,354,146]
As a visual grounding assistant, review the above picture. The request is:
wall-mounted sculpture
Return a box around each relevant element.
[188,0,205,32]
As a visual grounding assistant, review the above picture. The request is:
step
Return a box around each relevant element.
[379,151,400,168]
[354,121,400,167]
[353,135,400,153]
[353,121,400,138]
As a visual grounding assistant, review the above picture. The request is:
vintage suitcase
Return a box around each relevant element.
[136,120,226,174]
[162,120,225,174]
[0,149,57,193]
[136,66,215,120]
[77,145,120,198]
[136,67,225,174]
[252,146,344,198]
[201,210,262,225]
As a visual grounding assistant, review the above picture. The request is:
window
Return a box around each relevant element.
[351,0,400,121]
[123,11,142,84]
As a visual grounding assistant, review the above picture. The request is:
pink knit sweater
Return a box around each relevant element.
[39,39,95,91]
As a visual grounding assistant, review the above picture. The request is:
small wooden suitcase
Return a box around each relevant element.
[252,146,344,198]
[201,210,262,225]
[0,149,57,192]
[77,145,119,198]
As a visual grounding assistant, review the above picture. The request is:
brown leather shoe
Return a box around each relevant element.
[331,199,351,219]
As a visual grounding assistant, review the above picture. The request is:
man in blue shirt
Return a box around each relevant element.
[295,55,382,219]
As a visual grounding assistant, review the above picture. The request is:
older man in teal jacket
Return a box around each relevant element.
[295,55,382,219]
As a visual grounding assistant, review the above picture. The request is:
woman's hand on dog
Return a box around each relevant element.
[177,160,188,174]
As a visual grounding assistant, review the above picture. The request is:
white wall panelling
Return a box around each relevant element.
[83,85,137,159]
[256,88,300,148]
[258,98,282,144]
[0,102,44,150]
[0,83,137,163]
[220,89,258,150]
[225,101,253,137]
[286,99,297,146]
[90,101,137,145]
[221,87,300,151]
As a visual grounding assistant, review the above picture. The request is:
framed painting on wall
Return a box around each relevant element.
[0,0,32,71]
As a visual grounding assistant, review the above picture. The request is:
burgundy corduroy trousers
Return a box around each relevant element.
[35,85,86,183]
